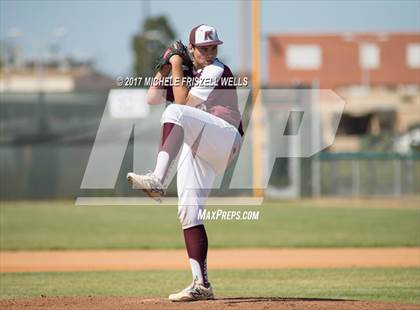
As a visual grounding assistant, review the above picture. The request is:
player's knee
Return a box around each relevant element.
[177,204,203,229]
[161,104,183,124]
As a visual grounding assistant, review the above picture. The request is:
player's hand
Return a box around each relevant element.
[154,40,193,72]
[169,54,183,66]
[159,63,171,76]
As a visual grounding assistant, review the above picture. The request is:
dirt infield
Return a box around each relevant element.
[1,296,419,310]
[1,248,419,272]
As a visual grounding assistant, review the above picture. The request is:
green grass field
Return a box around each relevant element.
[0,200,419,250]
[1,268,419,303]
[1,199,419,304]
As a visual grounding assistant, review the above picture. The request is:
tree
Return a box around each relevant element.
[132,15,176,78]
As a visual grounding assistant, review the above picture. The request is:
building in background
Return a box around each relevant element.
[0,58,114,92]
[0,57,117,200]
[267,32,420,152]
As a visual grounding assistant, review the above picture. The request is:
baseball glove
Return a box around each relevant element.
[155,40,193,71]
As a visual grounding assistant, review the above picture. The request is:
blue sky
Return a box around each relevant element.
[1,0,419,81]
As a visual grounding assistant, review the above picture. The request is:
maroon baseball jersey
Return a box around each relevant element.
[189,59,243,136]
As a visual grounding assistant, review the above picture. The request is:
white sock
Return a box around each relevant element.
[189,258,204,284]
[153,151,170,182]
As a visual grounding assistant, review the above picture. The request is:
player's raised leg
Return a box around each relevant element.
[127,107,185,200]
[127,103,237,200]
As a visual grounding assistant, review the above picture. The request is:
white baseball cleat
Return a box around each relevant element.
[168,281,214,302]
[127,172,165,202]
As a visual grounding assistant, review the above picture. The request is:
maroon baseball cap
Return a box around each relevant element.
[189,24,223,47]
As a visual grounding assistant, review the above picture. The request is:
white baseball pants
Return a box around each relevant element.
[160,104,241,229]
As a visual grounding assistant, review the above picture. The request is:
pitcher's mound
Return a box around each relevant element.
[1,296,418,310]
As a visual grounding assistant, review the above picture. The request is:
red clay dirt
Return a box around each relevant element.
[1,248,419,272]
[1,296,419,310]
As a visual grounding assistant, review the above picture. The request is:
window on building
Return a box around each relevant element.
[336,113,373,135]
[359,43,380,69]
[406,43,420,69]
[336,110,396,136]
[286,45,321,70]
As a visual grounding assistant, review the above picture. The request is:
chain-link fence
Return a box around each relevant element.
[317,153,420,197]
[1,91,419,200]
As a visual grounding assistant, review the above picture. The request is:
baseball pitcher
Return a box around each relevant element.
[127,24,243,301]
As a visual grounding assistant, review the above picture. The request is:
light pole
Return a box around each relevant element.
[3,27,23,91]
[6,27,23,69]
[35,26,67,137]
[50,26,67,71]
